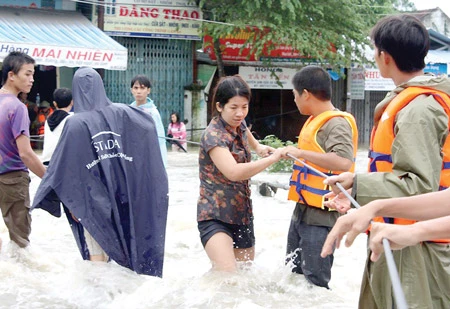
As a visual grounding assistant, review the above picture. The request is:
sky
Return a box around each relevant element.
[410,0,450,18]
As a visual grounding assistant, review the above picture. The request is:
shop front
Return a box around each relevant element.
[0,6,128,103]
[201,32,347,142]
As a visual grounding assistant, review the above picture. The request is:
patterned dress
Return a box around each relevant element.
[197,116,252,225]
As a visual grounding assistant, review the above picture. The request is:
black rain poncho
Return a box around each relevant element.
[32,67,169,277]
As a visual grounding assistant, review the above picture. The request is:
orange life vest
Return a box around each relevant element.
[37,113,46,135]
[369,86,450,243]
[36,108,53,136]
[288,111,358,209]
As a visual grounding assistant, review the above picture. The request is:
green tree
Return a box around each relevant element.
[393,0,416,11]
[197,0,415,76]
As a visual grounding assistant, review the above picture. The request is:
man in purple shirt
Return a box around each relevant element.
[0,51,46,251]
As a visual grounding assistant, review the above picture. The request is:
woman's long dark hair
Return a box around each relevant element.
[210,75,251,116]
[170,112,180,124]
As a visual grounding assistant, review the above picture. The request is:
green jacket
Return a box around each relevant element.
[356,74,450,309]
[357,74,450,204]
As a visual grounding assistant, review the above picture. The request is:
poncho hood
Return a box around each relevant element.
[73,67,111,113]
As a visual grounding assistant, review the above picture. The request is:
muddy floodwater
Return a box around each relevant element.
[0,149,370,309]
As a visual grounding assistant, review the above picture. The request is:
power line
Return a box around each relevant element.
[70,0,399,25]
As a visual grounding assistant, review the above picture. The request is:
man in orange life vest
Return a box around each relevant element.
[280,65,358,289]
[34,100,54,137]
[321,15,450,308]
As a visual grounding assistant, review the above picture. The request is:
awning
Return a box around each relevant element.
[0,7,127,70]
[428,29,450,51]
[197,64,217,89]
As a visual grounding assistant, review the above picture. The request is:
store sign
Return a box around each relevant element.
[0,43,128,71]
[364,64,448,91]
[364,69,395,91]
[364,64,449,92]
[203,28,336,62]
[102,0,202,40]
[350,68,365,100]
[239,66,296,89]
[424,63,447,75]
[203,31,305,62]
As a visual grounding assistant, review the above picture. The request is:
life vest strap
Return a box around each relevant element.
[289,180,331,197]
[443,162,450,169]
[382,217,394,224]
[290,164,334,196]
[292,164,334,178]
[289,163,337,207]
[368,150,392,172]
[439,186,448,191]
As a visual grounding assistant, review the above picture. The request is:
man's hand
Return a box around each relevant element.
[324,190,352,214]
[280,145,301,159]
[368,222,419,262]
[324,172,355,194]
[321,207,374,258]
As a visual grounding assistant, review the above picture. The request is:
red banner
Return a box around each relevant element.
[203,32,302,62]
[203,29,336,62]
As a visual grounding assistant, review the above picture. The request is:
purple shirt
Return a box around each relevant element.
[0,94,30,174]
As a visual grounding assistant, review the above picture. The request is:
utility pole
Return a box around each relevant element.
[97,0,105,79]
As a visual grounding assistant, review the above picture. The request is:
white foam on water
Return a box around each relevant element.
[0,148,369,309]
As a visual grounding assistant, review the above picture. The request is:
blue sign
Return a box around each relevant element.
[424,63,447,75]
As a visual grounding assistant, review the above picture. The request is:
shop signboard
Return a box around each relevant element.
[203,30,305,62]
[102,0,202,40]
[364,63,448,92]
[0,43,127,71]
[364,68,395,91]
[424,63,447,75]
[350,68,365,100]
[203,28,335,62]
[239,66,296,89]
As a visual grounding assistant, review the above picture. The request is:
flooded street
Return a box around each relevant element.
[0,148,370,309]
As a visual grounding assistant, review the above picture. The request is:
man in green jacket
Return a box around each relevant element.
[321,14,450,308]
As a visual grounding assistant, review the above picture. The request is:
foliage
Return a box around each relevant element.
[392,0,416,11]
[252,135,296,173]
[196,0,413,72]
